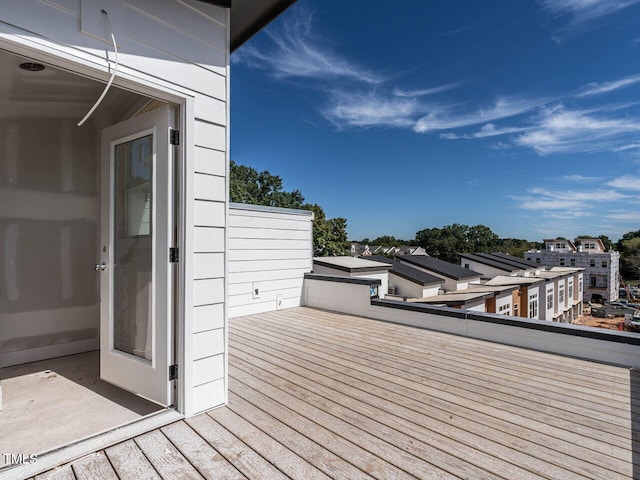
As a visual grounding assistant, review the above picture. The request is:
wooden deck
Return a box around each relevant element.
[31,307,640,479]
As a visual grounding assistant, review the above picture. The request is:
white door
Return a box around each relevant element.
[98,105,175,407]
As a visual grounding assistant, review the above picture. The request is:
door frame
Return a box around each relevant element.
[0,35,194,415]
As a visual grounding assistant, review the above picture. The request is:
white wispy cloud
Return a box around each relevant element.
[577,73,640,97]
[322,90,426,129]
[606,210,640,221]
[512,187,629,212]
[515,104,640,154]
[233,8,381,84]
[540,0,640,40]
[606,175,640,190]
[440,123,530,140]
[392,82,462,98]
[413,97,542,133]
[561,174,604,182]
[614,143,640,152]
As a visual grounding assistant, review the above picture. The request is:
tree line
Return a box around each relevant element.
[355,225,540,263]
[230,160,639,278]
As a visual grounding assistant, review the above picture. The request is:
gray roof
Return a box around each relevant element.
[485,275,545,287]
[313,256,392,273]
[459,253,520,272]
[398,255,483,281]
[365,256,443,287]
[413,291,493,307]
[490,252,540,268]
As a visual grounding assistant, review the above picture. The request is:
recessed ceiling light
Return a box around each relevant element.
[19,62,45,72]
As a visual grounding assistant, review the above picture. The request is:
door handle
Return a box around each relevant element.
[95,262,107,271]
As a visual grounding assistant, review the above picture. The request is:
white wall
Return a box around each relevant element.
[527,285,540,319]
[389,273,440,299]
[495,293,512,316]
[544,283,554,321]
[0,0,230,415]
[228,204,313,318]
[461,259,513,278]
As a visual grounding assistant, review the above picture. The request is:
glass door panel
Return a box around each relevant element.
[113,134,153,361]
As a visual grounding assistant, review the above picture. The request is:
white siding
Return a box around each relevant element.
[389,273,430,299]
[0,0,229,415]
[495,294,512,316]
[228,204,313,318]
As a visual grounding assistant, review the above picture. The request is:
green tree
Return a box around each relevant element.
[370,235,409,246]
[229,160,304,208]
[415,224,502,263]
[229,160,348,257]
[495,238,541,258]
[617,230,640,281]
[301,204,349,256]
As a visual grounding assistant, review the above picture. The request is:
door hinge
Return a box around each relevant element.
[169,364,178,381]
[169,247,179,263]
[169,129,180,145]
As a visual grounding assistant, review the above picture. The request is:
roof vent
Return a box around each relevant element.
[19,62,45,72]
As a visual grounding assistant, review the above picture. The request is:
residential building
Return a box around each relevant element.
[525,238,619,302]
[364,255,443,299]
[313,256,392,297]
[397,254,483,291]
[352,243,427,257]
[2,3,640,479]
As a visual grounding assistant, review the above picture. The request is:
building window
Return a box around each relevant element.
[527,257,531,261]
[568,284,573,300]
[464,263,470,269]
[514,303,519,316]
[602,260,607,268]
[603,275,608,284]
[560,258,565,266]
[590,275,597,287]
[570,258,576,267]
[547,292,553,310]
[498,303,511,315]
[529,293,538,318]
[579,278,583,293]
[536,258,540,264]
[590,259,595,267]
[559,285,565,305]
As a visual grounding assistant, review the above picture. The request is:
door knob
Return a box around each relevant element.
[95,262,107,271]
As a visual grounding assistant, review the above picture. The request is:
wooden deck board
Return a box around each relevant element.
[33,465,76,480]
[206,406,330,480]
[186,413,289,480]
[231,316,638,451]
[238,312,638,439]
[134,429,204,480]
[225,392,374,480]
[70,452,117,480]
[227,383,416,480]
[266,309,635,400]
[160,421,247,480]
[288,308,633,386]
[229,343,620,480]
[31,307,639,480]
[104,439,161,480]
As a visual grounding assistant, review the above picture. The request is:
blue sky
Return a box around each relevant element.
[230,0,640,243]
